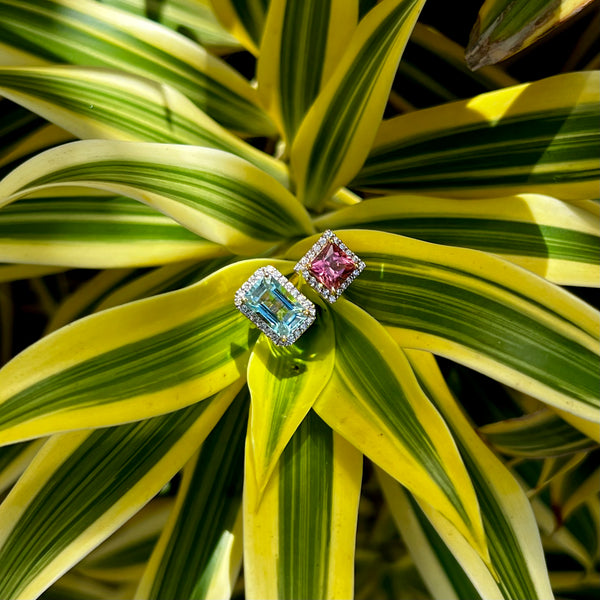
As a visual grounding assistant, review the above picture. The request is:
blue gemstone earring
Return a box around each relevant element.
[234,265,316,346]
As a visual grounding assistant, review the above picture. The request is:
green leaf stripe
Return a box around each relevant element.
[300,0,420,207]
[0,67,286,183]
[0,306,251,434]
[0,196,204,243]
[98,0,242,50]
[142,388,247,599]
[321,215,599,264]
[0,141,313,252]
[331,308,471,528]
[278,0,331,141]
[403,490,483,600]
[346,248,599,415]
[354,103,600,193]
[479,411,599,458]
[0,0,273,135]
[231,0,270,48]
[278,411,333,600]
[0,398,217,599]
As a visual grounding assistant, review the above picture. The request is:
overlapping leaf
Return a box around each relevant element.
[354,71,600,201]
[0,260,266,446]
[0,193,228,268]
[313,299,488,560]
[210,0,269,54]
[291,0,426,209]
[316,193,600,286]
[244,410,362,599]
[0,0,274,135]
[97,0,242,51]
[136,388,248,600]
[0,66,287,183]
[258,0,358,146]
[378,472,495,600]
[247,294,335,498]
[0,140,314,254]
[77,498,173,582]
[0,383,239,599]
[401,350,555,600]
[291,230,600,421]
[479,409,599,457]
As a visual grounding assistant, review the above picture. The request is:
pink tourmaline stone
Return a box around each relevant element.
[309,242,356,291]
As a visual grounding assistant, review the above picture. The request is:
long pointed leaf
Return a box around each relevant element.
[0,140,314,254]
[314,299,488,561]
[0,0,274,136]
[406,349,555,600]
[0,66,287,184]
[247,297,335,499]
[257,0,358,145]
[291,0,425,209]
[244,410,362,599]
[289,230,600,421]
[135,387,248,600]
[354,71,600,201]
[0,260,267,446]
[316,193,600,286]
[0,382,240,599]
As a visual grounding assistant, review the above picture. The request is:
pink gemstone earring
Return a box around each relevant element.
[294,230,365,303]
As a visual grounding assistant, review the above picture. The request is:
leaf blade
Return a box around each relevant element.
[354,72,600,201]
[291,0,426,209]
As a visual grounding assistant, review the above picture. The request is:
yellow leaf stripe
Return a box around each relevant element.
[136,388,248,600]
[0,383,239,599]
[244,410,362,599]
[315,193,600,286]
[0,260,268,446]
[0,0,274,135]
[291,0,426,209]
[355,71,600,201]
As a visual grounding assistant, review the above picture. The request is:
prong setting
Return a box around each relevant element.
[294,230,365,303]
[234,265,316,346]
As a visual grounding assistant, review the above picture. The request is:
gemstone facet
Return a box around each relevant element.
[294,230,365,303]
[235,266,316,346]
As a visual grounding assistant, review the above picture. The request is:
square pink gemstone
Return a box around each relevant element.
[308,242,357,292]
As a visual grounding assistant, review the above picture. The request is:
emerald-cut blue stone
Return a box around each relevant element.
[244,276,311,339]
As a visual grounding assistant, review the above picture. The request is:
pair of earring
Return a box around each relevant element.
[234,230,365,346]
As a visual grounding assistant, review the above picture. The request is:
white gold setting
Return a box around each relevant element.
[234,265,316,346]
[294,230,365,303]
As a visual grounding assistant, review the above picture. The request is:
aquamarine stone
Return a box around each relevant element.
[244,275,312,339]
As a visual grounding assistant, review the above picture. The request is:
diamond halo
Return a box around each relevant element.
[234,265,316,346]
[294,230,365,303]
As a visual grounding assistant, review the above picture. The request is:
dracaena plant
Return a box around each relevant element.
[0,0,598,599]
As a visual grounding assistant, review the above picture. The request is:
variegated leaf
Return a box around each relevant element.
[354,72,600,201]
